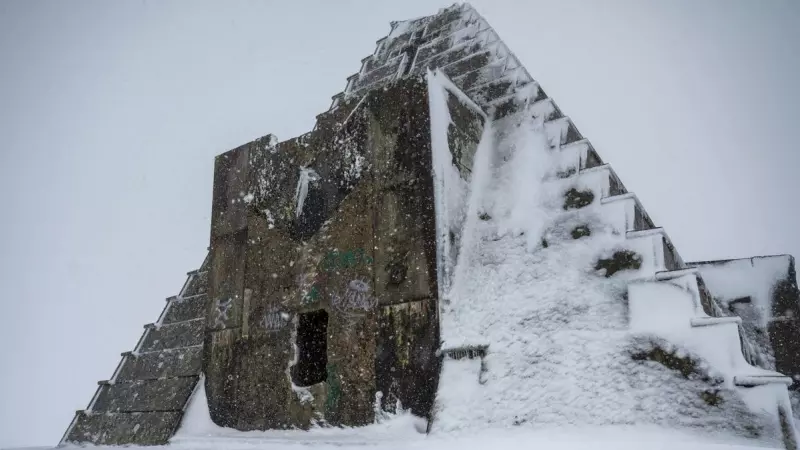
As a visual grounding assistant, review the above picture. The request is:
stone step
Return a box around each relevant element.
[161,294,208,324]
[180,270,208,297]
[655,267,699,281]
[486,80,544,109]
[601,192,636,205]
[734,375,793,387]
[91,377,198,413]
[61,410,184,446]
[690,316,743,327]
[595,191,656,233]
[575,164,628,199]
[632,228,683,271]
[626,227,668,240]
[619,227,684,274]
[559,139,603,170]
[440,345,488,360]
[542,117,583,148]
[140,319,204,352]
[116,346,202,382]
[464,72,532,105]
[98,374,198,386]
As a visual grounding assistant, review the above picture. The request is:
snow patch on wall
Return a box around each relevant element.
[428,69,479,300]
[173,377,223,439]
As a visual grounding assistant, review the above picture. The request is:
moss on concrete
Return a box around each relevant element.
[571,225,591,239]
[700,389,724,407]
[632,345,700,379]
[595,250,642,277]
[563,188,595,210]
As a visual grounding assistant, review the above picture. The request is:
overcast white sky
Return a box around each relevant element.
[1,0,798,447]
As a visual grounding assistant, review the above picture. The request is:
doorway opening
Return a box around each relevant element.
[292,309,329,386]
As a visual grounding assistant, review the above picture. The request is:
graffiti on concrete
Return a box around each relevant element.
[321,248,373,272]
[214,298,233,329]
[331,279,377,324]
[325,363,342,414]
[302,285,321,305]
[296,272,327,306]
[261,307,290,332]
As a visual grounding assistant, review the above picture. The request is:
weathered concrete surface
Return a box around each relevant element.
[63,260,210,446]
[376,298,440,417]
[204,77,442,430]
[92,378,196,412]
[66,411,183,446]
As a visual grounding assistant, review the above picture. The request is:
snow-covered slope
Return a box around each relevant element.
[426,69,797,447]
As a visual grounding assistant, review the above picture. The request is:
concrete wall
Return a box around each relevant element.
[204,77,442,430]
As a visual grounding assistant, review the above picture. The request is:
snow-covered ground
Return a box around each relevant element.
[170,425,783,450]
[49,416,784,450]
[45,381,787,450]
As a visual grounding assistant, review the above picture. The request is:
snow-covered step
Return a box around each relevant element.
[489,94,561,123]
[601,191,636,205]
[552,139,604,177]
[529,98,562,122]
[486,80,543,109]
[629,281,781,391]
[546,117,583,148]
[734,375,793,387]
[597,192,654,233]
[625,227,685,273]
[573,164,627,199]
[655,267,699,281]
[464,72,534,105]
[648,271,768,370]
[690,316,742,327]
[329,91,345,109]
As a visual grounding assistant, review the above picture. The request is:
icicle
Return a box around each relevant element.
[294,167,320,218]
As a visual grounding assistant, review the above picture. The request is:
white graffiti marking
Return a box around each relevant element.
[214,298,232,329]
[261,307,290,332]
[331,279,377,324]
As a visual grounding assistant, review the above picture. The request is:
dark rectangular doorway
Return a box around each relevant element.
[292,309,328,386]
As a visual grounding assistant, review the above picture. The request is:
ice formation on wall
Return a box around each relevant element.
[294,167,320,218]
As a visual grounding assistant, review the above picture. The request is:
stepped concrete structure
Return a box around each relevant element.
[61,3,800,447]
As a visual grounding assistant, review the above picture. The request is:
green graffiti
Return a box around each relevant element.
[325,363,342,414]
[301,285,320,305]
[321,248,373,272]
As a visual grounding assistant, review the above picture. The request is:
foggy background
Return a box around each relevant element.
[1,0,798,447]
